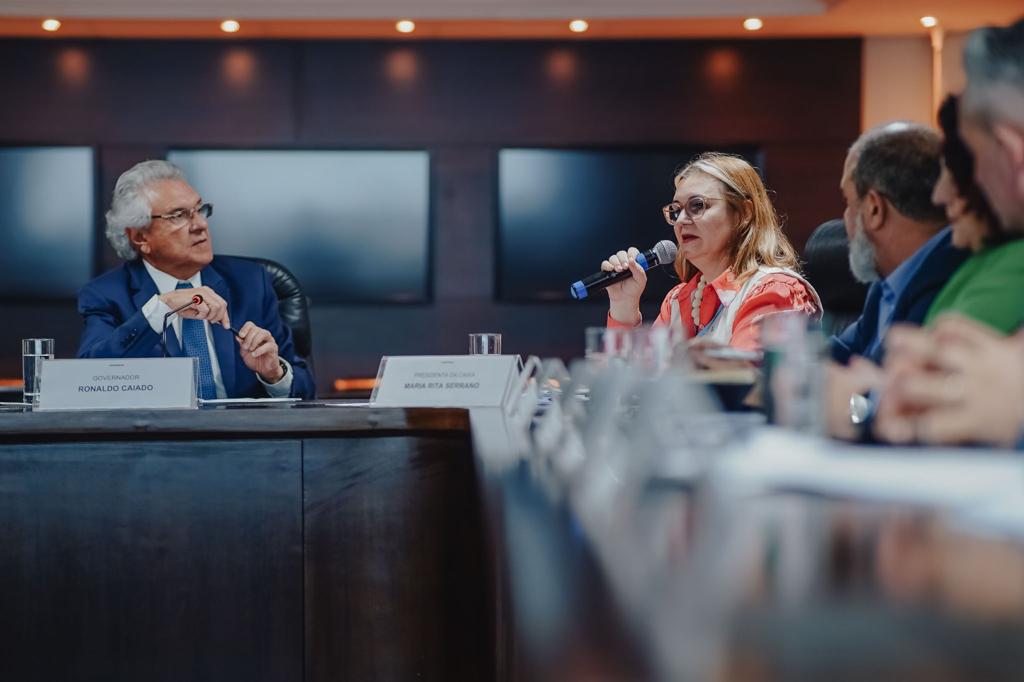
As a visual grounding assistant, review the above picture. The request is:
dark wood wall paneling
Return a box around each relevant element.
[0,38,860,386]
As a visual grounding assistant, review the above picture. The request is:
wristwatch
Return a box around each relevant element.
[261,359,288,384]
[849,393,871,426]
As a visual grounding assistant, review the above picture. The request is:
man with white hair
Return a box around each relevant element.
[874,17,1024,446]
[78,160,316,400]
[960,17,1024,233]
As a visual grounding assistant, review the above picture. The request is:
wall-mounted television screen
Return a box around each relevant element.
[497,147,760,302]
[0,146,94,299]
[168,149,431,303]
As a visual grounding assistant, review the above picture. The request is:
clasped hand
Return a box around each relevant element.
[158,287,284,383]
[875,315,1024,447]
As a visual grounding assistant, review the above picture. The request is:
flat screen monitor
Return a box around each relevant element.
[497,147,760,302]
[0,146,94,299]
[168,149,430,303]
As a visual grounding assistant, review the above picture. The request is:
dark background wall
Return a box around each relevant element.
[0,37,860,393]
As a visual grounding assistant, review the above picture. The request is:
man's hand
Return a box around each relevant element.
[158,286,231,329]
[875,315,1024,447]
[236,321,284,383]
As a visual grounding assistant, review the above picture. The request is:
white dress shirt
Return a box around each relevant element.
[139,260,293,398]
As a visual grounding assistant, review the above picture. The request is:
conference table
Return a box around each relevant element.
[0,403,492,681]
[2,402,1024,681]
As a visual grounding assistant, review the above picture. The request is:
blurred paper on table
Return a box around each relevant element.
[713,428,1024,511]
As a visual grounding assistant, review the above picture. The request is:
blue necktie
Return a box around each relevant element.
[176,282,217,400]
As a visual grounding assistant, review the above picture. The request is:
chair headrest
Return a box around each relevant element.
[803,219,870,314]
[231,256,312,360]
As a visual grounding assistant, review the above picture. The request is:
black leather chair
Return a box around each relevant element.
[802,219,870,337]
[232,256,314,373]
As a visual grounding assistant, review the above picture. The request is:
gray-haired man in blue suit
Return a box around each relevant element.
[78,160,315,400]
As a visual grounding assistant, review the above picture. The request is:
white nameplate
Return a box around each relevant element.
[370,355,520,408]
[37,358,198,411]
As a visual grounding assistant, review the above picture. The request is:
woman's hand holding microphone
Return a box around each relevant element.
[602,247,648,326]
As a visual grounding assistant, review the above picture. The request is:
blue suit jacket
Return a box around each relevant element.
[830,230,967,365]
[77,256,316,399]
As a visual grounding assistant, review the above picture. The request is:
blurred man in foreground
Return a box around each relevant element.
[875,18,1024,446]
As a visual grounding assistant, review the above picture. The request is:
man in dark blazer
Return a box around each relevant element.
[826,123,965,438]
[78,160,315,400]
[829,122,967,365]
[829,230,965,364]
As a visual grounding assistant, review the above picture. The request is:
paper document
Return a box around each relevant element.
[199,397,301,405]
[714,428,1024,511]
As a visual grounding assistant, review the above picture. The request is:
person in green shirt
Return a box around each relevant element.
[874,18,1024,448]
[924,94,1024,334]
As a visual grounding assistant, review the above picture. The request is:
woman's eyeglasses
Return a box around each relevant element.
[151,202,214,230]
[662,195,723,225]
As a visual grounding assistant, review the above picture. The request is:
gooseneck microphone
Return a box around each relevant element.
[161,294,204,358]
[570,240,678,300]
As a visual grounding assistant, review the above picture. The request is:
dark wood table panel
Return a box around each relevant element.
[0,404,470,442]
[0,439,303,682]
[304,434,492,681]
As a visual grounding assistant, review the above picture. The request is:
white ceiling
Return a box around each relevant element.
[0,0,832,20]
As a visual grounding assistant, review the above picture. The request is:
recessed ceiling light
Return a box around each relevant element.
[41,18,61,32]
[743,17,763,31]
[569,19,589,34]
[396,19,416,34]
[920,16,938,28]
[220,19,241,33]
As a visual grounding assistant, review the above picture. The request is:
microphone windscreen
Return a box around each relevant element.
[653,239,678,265]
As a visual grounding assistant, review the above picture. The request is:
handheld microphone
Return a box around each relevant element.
[570,240,678,300]
[161,294,203,358]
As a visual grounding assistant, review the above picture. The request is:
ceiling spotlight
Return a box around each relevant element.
[920,16,938,28]
[396,19,416,34]
[569,19,589,34]
[220,19,241,33]
[743,17,763,31]
[41,18,62,32]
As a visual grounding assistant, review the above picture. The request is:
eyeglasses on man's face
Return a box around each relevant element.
[151,202,214,230]
[662,195,723,225]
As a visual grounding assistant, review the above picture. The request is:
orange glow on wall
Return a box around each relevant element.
[334,378,378,392]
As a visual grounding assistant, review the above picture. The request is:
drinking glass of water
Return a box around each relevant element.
[468,333,502,355]
[22,338,54,406]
